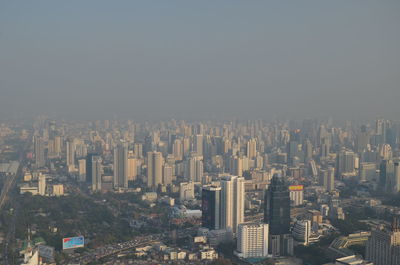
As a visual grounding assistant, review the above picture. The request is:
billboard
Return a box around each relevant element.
[289,185,304,191]
[63,236,84,250]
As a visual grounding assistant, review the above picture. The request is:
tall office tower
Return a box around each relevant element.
[394,161,400,193]
[336,149,356,178]
[287,140,299,165]
[193,134,203,156]
[246,138,257,159]
[356,131,370,153]
[147,151,163,188]
[54,135,62,157]
[91,155,102,192]
[163,164,173,185]
[127,157,137,182]
[359,162,376,182]
[172,139,183,161]
[220,176,244,234]
[366,217,400,265]
[320,137,331,158]
[231,156,243,177]
[187,155,204,182]
[180,182,195,201]
[379,160,394,191]
[78,158,86,182]
[133,143,143,158]
[264,174,291,235]
[292,220,311,246]
[38,174,46,196]
[66,139,75,170]
[85,153,98,185]
[182,137,191,158]
[264,174,293,256]
[320,167,335,191]
[113,143,128,189]
[236,223,269,258]
[303,139,313,161]
[201,186,221,230]
[34,136,45,168]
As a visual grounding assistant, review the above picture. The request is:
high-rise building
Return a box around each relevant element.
[246,138,257,159]
[113,143,128,189]
[194,134,203,156]
[201,186,221,230]
[163,164,173,185]
[320,167,335,191]
[264,174,293,256]
[220,176,244,234]
[127,157,137,182]
[34,136,45,168]
[289,185,304,207]
[66,139,75,171]
[172,139,183,161]
[380,159,394,192]
[180,182,195,201]
[186,155,203,182]
[78,158,86,182]
[91,155,102,192]
[336,149,356,178]
[236,223,269,258]
[38,174,46,196]
[359,162,376,182]
[85,153,98,185]
[147,151,163,188]
[264,174,291,235]
[366,217,400,265]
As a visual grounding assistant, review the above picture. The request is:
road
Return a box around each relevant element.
[69,235,162,265]
[1,138,30,265]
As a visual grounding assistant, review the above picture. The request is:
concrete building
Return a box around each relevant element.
[236,223,269,259]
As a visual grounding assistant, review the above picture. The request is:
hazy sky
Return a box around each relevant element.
[1,1,399,121]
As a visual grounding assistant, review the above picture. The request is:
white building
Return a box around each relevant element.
[38,174,46,196]
[235,223,269,259]
[220,176,244,234]
[180,182,195,201]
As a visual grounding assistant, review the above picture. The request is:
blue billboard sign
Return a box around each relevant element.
[62,236,84,250]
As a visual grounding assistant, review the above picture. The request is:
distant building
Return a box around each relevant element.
[180,182,195,201]
[289,185,304,206]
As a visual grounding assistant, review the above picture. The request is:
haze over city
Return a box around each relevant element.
[1,1,399,120]
[1,2,400,265]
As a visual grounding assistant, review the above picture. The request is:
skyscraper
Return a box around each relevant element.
[85,153,98,185]
[66,139,75,171]
[113,142,128,189]
[127,156,137,182]
[201,186,221,230]
[246,138,257,159]
[34,136,45,168]
[264,174,291,235]
[220,175,244,234]
[336,149,356,178]
[187,155,203,182]
[264,174,293,256]
[194,134,203,156]
[147,151,163,188]
[91,155,102,192]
